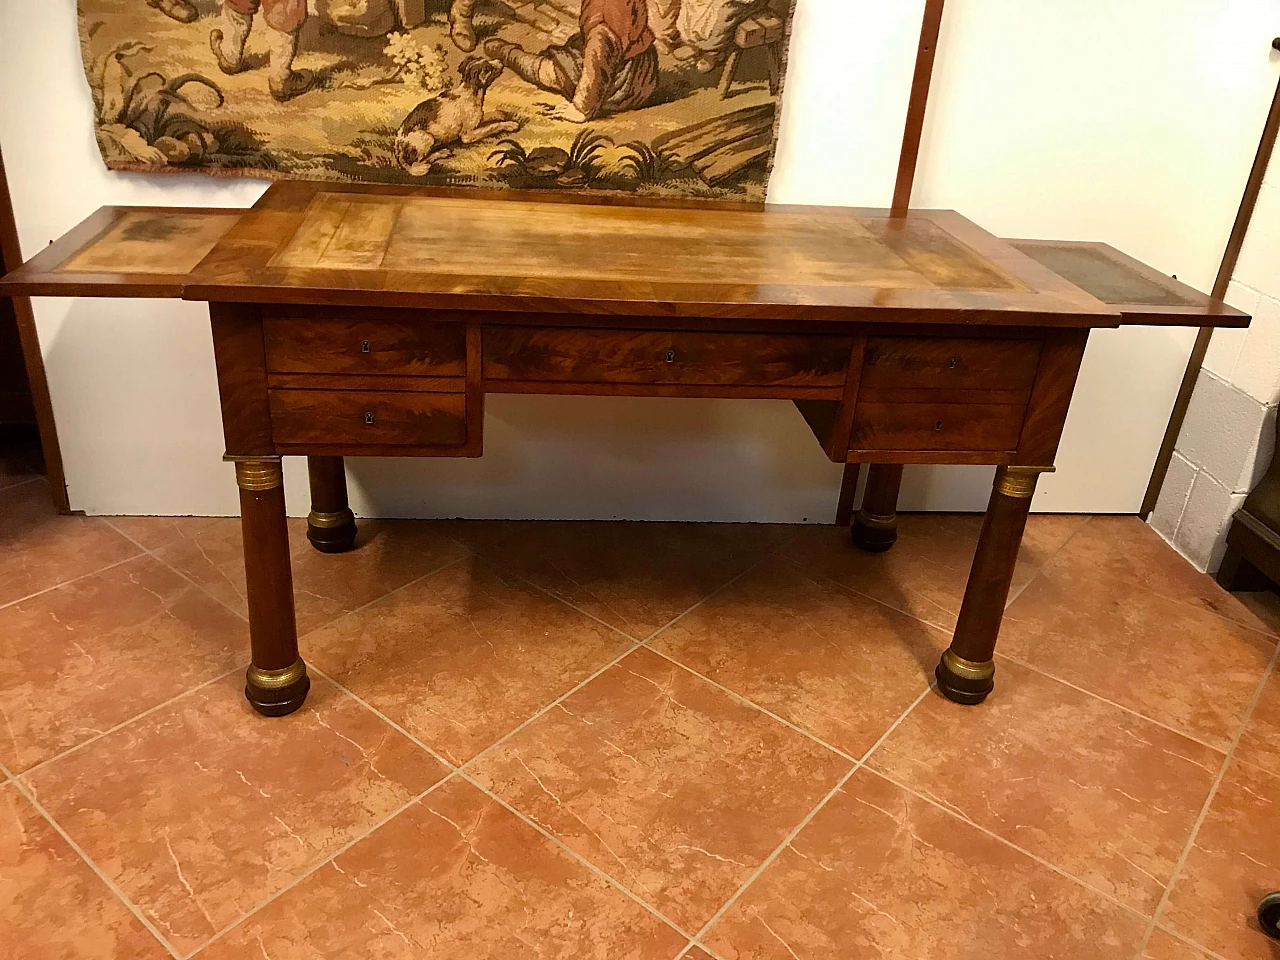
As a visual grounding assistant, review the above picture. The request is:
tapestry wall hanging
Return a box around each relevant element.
[80,0,796,199]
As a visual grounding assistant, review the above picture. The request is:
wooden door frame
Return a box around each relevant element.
[0,147,69,511]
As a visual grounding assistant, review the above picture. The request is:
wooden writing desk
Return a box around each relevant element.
[1,182,1248,716]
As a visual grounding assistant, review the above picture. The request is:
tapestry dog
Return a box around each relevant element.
[394,55,519,177]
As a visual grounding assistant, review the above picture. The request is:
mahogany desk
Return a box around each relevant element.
[0,182,1249,716]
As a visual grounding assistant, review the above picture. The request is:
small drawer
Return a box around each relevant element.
[269,389,466,446]
[263,318,465,376]
[850,402,1024,452]
[860,337,1040,399]
[483,327,851,387]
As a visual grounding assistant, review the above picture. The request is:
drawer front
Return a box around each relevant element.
[860,337,1041,397]
[270,389,467,446]
[484,327,852,387]
[850,402,1024,452]
[264,319,466,376]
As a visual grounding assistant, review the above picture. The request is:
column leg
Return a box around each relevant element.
[236,458,309,717]
[306,456,357,554]
[852,464,903,552]
[936,465,1049,705]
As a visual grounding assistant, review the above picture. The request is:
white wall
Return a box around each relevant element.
[1152,166,1280,572]
[1,1,1277,520]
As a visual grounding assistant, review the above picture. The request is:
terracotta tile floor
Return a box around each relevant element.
[4,456,1280,959]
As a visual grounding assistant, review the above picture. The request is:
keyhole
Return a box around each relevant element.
[934,421,943,431]
[364,411,375,425]
[948,358,957,369]
[361,340,371,353]
[665,350,676,363]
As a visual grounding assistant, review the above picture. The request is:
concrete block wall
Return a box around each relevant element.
[1152,169,1280,572]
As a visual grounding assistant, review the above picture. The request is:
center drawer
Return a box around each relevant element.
[269,389,467,446]
[263,318,466,377]
[483,327,852,387]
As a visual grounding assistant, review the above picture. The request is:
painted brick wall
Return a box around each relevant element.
[1152,167,1280,572]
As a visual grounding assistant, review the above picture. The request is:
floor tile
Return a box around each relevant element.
[1163,759,1280,960]
[1142,929,1220,960]
[474,521,795,639]
[703,768,1147,960]
[868,659,1223,916]
[1001,568,1275,751]
[1235,665,1280,779]
[470,647,851,932]
[305,556,633,765]
[24,673,447,956]
[0,782,170,960]
[114,515,469,635]
[200,777,687,960]
[1047,517,1276,635]
[684,948,716,959]
[0,555,244,773]
[651,557,944,758]
[779,513,1085,631]
[0,479,140,606]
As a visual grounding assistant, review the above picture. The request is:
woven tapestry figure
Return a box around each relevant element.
[79,0,795,198]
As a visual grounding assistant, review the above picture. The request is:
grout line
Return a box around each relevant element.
[457,770,699,945]
[683,685,933,954]
[0,553,145,613]
[0,474,44,495]
[1133,639,1280,959]
[223,663,695,952]
[640,643,859,765]
[10,777,184,960]
[1001,514,1093,610]
[188,774,458,958]
[16,665,245,783]
[994,652,1234,757]
[868,764,1158,928]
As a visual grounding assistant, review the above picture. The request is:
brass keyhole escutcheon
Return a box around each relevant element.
[665,350,676,363]
[948,358,957,369]
[361,340,371,353]
[935,421,943,431]
[364,411,375,425]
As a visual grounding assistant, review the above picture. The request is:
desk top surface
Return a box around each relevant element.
[0,181,1249,329]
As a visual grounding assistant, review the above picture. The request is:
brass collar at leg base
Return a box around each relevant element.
[936,649,995,705]
[245,658,310,716]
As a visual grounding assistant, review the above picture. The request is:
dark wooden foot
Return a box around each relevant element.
[1216,541,1272,591]
[236,458,309,716]
[852,464,903,551]
[936,465,1050,705]
[306,455,357,553]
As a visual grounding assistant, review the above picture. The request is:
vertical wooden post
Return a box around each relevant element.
[936,465,1050,704]
[892,0,947,217]
[306,455,357,553]
[1143,50,1280,517]
[236,457,309,717]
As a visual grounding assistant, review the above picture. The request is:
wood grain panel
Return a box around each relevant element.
[860,337,1041,394]
[483,327,852,387]
[263,318,465,375]
[269,389,466,446]
[850,402,1024,452]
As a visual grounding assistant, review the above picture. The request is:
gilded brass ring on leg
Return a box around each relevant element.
[994,465,1055,499]
[308,508,355,529]
[855,510,897,530]
[940,649,995,683]
[235,458,284,492]
[246,658,306,691]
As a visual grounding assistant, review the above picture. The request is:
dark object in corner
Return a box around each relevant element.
[1218,413,1280,591]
